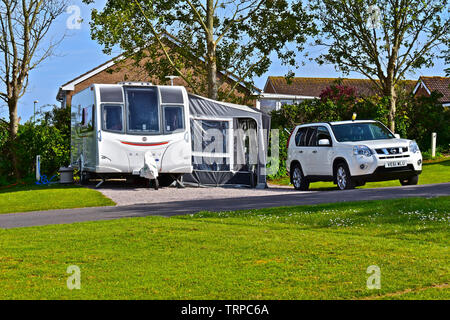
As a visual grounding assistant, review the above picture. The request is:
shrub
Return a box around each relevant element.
[421,149,444,161]
[405,92,450,151]
[0,105,70,185]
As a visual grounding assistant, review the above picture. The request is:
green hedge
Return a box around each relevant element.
[0,105,71,185]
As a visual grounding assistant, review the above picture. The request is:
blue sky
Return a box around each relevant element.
[3,0,447,122]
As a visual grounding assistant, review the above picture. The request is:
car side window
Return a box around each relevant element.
[305,127,317,146]
[316,126,332,146]
[295,128,307,146]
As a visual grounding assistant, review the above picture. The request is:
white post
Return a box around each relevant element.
[36,155,41,182]
[431,132,437,158]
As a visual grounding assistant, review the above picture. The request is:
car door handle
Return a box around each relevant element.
[298,150,303,154]
[312,150,318,153]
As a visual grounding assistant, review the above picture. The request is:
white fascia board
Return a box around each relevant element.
[255,93,317,100]
[60,57,123,92]
[413,80,430,95]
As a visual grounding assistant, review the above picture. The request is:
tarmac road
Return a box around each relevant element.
[0,183,449,229]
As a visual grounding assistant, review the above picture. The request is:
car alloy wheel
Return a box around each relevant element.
[337,166,347,190]
[292,167,302,189]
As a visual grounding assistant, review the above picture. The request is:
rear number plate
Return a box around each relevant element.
[385,161,407,168]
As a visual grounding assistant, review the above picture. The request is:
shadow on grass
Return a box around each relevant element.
[425,159,450,167]
[0,183,83,195]
[0,178,153,194]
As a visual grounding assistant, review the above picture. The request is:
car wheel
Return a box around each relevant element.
[335,163,355,190]
[400,175,419,186]
[291,164,309,191]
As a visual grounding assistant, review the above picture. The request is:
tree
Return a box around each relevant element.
[406,92,450,150]
[0,0,67,179]
[83,0,313,101]
[442,48,450,76]
[310,0,449,131]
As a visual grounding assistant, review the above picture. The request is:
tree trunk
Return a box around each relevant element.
[8,98,20,180]
[206,0,218,100]
[384,77,397,133]
[387,85,397,133]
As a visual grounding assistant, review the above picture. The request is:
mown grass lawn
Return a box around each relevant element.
[0,197,448,299]
[270,158,450,190]
[0,184,115,214]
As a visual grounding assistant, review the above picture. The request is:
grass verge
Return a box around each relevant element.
[0,196,448,299]
[0,184,115,214]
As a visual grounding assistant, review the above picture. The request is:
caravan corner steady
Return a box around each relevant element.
[71,82,192,189]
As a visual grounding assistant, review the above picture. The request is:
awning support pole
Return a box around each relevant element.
[176,175,185,188]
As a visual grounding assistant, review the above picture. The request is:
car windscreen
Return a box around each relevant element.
[331,122,394,142]
[125,87,159,134]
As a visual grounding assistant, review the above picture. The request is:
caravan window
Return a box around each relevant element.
[164,106,184,133]
[102,104,123,132]
[125,87,159,134]
[81,105,94,131]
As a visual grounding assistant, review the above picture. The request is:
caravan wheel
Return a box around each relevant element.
[80,171,89,185]
[158,174,176,187]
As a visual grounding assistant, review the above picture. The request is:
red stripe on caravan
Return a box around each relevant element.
[120,141,169,147]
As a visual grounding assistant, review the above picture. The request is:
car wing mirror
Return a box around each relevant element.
[394,134,400,139]
[318,139,331,146]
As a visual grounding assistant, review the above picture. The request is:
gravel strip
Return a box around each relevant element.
[92,183,308,206]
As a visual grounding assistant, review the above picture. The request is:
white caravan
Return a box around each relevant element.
[70,82,192,188]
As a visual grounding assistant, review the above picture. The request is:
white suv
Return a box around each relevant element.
[286,120,422,190]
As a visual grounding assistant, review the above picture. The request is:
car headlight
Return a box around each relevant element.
[409,141,420,153]
[353,145,373,157]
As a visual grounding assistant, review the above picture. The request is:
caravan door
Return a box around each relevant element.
[158,86,192,173]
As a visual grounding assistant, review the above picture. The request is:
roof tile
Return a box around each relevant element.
[264,76,416,97]
[419,76,450,103]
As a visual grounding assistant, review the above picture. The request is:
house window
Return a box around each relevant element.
[280,99,294,106]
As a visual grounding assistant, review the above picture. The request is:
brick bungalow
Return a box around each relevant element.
[412,76,450,107]
[56,53,258,108]
[256,76,416,113]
